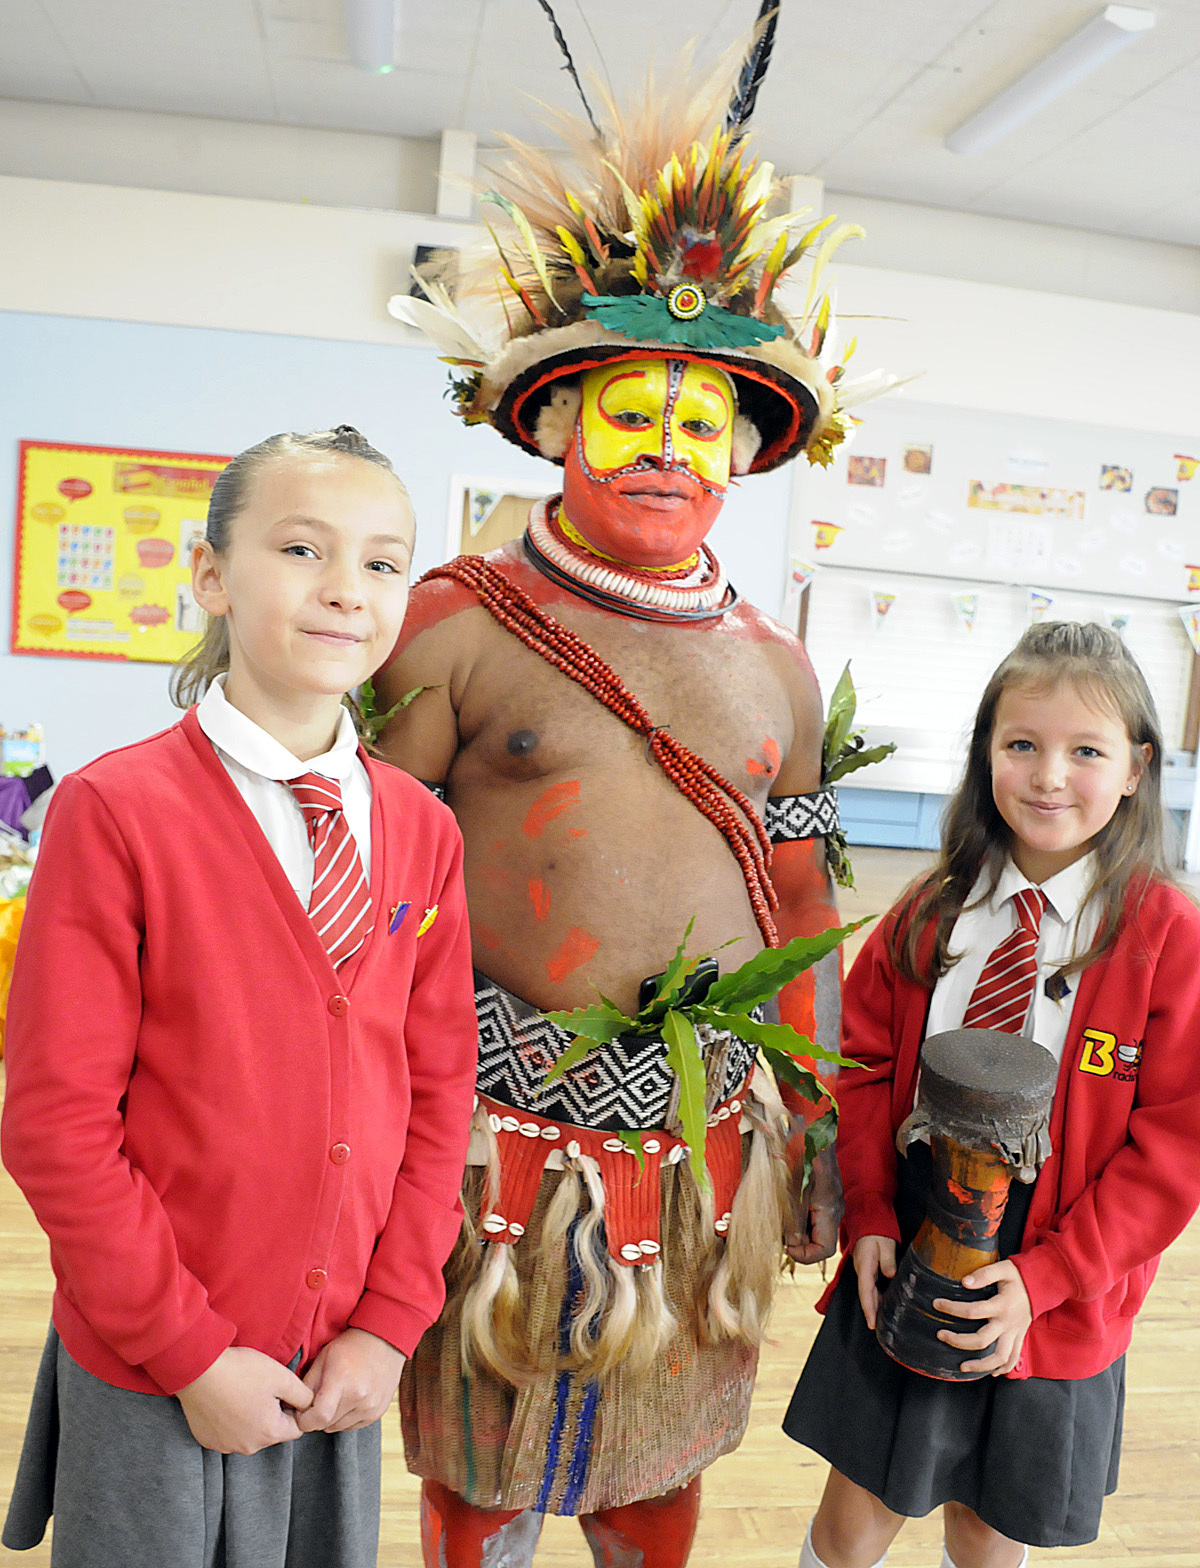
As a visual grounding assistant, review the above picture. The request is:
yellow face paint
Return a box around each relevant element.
[578,358,734,488]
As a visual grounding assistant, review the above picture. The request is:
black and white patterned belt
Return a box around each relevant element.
[474,973,759,1132]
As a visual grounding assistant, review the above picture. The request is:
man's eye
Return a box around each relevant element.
[613,410,653,428]
[682,419,716,437]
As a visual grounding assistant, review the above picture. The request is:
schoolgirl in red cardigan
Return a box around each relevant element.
[784,622,1200,1568]
[1,427,478,1568]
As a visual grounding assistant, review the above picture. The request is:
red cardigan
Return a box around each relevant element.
[2,709,478,1396]
[833,878,1200,1380]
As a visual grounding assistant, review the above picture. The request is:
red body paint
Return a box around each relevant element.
[523,779,581,838]
[545,926,600,984]
[528,878,551,922]
[746,736,781,778]
[475,924,503,951]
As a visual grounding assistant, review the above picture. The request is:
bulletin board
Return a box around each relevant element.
[794,399,1200,602]
[11,440,229,663]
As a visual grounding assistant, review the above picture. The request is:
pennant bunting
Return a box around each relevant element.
[951,591,979,633]
[1179,604,1200,657]
[1028,587,1055,625]
[870,589,896,632]
[1174,454,1200,482]
[1186,564,1200,595]
[468,488,502,537]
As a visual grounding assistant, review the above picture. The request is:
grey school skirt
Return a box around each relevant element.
[2,1327,381,1568]
[783,1144,1124,1549]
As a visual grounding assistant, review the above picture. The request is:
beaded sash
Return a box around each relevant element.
[420,552,780,945]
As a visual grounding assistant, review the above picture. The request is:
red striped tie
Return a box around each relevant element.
[962,887,1047,1034]
[287,772,373,969]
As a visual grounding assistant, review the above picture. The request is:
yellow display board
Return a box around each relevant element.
[12,441,229,663]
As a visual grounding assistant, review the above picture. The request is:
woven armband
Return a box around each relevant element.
[422,780,446,802]
[765,789,839,843]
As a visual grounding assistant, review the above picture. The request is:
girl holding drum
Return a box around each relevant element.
[785,621,1200,1568]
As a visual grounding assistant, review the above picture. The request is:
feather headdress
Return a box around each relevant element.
[390,2,895,472]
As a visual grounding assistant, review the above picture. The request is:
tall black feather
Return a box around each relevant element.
[725,1,780,145]
[533,0,602,140]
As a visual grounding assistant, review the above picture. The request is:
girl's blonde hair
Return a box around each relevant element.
[170,425,403,709]
[890,620,1171,986]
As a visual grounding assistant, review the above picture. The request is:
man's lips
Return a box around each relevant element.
[607,470,711,504]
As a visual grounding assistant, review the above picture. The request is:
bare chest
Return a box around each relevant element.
[455,604,795,795]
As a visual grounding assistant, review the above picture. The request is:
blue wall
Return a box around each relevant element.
[1,311,793,776]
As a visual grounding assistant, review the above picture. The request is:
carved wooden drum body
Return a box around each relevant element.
[875,1028,1058,1382]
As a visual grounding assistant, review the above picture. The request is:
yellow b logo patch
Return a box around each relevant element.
[1078,1029,1117,1076]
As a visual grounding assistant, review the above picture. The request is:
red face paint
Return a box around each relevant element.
[523,779,581,838]
[545,926,600,985]
[528,879,551,922]
[561,430,724,569]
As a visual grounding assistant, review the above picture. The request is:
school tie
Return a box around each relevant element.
[286,772,373,969]
[962,887,1048,1034]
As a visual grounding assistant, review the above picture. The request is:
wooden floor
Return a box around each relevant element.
[1,847,1198,1565]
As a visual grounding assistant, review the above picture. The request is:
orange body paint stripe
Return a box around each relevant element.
[528,878,551,922]
[545,926,600,985]
[523,779,581,838]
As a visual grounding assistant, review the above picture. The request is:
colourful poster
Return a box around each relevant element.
[847,456,886,488]
[1174,454,1200,481]
[1186,564,1200,594]
[968,481,1085,520]
[12,442,227,663]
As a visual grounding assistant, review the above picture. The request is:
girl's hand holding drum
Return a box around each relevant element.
[933,1257,1034,1377]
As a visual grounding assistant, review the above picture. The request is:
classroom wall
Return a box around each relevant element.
[0,310,791,777]
[3,172,1200,787]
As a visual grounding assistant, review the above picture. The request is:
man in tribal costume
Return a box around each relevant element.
[378,9,893,1562]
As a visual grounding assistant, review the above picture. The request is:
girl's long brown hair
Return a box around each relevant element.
[889,620,1171,987]
[170,425,402,709]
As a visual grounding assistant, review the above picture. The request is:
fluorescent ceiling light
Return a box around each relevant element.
[347,0,398,73]
[945,5,1155,155]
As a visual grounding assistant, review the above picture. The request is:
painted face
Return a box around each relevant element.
[561,356,734,568]
[988,680,1148,883]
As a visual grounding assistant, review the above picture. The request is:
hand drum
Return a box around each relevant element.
[875,1028,1057,1382]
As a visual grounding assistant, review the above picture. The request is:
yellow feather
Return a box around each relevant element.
[480,191,562,311]
[556,226,588,268]
[801,222,865,324]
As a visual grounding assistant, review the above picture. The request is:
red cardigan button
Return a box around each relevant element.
[306,1268,328,1290]
[327,995,349,1017]
[330,1143,351,1165]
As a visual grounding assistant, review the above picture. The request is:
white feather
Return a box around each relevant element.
[386,294,487,362]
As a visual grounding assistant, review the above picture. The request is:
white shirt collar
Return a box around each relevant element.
[989,851,1097,927]
[196,675,361,785]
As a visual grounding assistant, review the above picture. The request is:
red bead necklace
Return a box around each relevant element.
[423,553,779,947]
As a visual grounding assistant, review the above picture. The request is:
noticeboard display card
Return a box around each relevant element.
[12,440,229,663]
